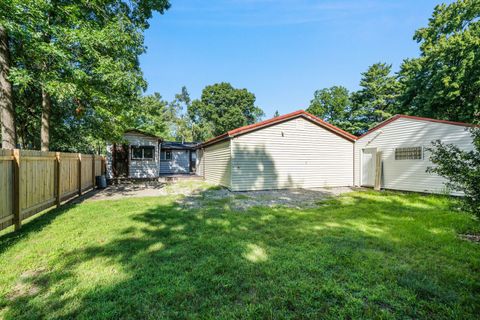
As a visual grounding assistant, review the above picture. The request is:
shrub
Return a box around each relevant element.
[427,128,480,217]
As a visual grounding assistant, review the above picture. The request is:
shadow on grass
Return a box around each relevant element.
[1,189,479,319]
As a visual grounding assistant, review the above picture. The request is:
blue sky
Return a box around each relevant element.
[140,0,449,118]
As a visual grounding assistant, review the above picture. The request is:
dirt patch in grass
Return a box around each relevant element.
[179,186,358,210]
[87,180,359,210]
[86,179,209,201]
[7,268,47,301]
[459,234,480,243]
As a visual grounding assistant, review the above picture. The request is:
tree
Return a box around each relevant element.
[188,83,264,140]
[274,110,280,117]
[0,24,15,148]
[351,63,400,134]
[0,0,171,151]
[398,0,480,123]
[306,86,359,133]
[170,86,196,142]
[427,128,480,217]
[127,92,169,138]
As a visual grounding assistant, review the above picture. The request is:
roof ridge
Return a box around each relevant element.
[200,109,357,147]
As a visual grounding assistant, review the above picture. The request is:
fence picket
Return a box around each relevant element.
[0,149,105,232]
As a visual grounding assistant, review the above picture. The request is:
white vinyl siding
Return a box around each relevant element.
[196,149,204,177]
[354,118,474,195]
[160,149,190,174]
[124,132,159,178]
[204,140,231,188]
[231,117,354,191]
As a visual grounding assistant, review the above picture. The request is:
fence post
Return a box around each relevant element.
[78,153,82,196]
[92,155,96,188]
[12,149,21,230]
[55,152,61,207]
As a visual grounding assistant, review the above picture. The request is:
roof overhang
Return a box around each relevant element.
[124,129,163,141]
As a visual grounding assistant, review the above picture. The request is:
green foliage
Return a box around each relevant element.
[351,62,401,133]
[188,82,264,140]
[0,187,478,318]
[427,128,480,217]
[398,0,480,122]
[306,86,359,133]
[0,0,171,150]
[308,64,400,136]
[169,86,197,142]
[125,92,170,139]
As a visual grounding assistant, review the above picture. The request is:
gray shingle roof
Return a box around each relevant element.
[161,141,199,150]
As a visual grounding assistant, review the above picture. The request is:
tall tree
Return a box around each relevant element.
[306,86,359,133]
[0,25,15,148]
[188,82,264,140]
[351,63,400,133]
[1,0,171,151]
[127,92,169,138]
[170,86,196,142]
[398,0,480,123]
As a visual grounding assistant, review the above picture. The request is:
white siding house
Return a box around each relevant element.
[196,149,204,177]
[106,130,161,179]
[354,115,475,194]
[197,110,356,191]
[107,133,199,179]
[203,140,231,188]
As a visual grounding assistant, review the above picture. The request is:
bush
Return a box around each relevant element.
[427,128,480,217]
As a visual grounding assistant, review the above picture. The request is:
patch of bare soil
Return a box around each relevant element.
[86,179,358,210]
[7,268,47,301]
[179,187,357,210]
[459,234,480,243]
[86,179,204,201]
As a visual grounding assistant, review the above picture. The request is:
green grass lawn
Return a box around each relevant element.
[0,189,479,319]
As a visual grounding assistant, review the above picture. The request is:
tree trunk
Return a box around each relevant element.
[0,25,16,149]
[40,88,51,151]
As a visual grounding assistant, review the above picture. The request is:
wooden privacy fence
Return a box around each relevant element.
[0,149,105,232]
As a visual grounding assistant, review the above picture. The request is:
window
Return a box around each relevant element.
[143,147,154,159]
[395,146,423,160]
[161,150,172,161]
[131,146,155,160]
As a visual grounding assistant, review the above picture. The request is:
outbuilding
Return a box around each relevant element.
[107,129,161,179]
[106,130,199,179]
[197,110,357,191]
[354,115,475,194]
[160,141,198,174]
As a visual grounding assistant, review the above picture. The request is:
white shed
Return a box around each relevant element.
[354,115,475,194]
[197,110,357,191]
